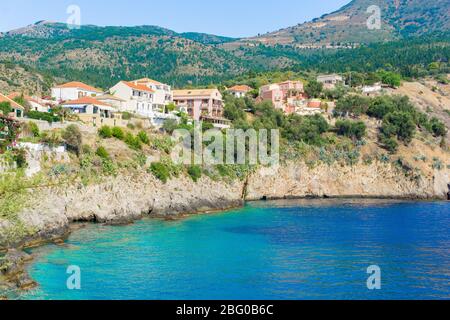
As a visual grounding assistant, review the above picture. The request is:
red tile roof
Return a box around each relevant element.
[0,93,24,110]
[228,85,252,92]
[122,81,155,93]
[62,96,111,107]
[55,81,103,93]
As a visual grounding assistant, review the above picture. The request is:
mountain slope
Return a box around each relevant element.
[233,0,450,47]
[0,22,245,89]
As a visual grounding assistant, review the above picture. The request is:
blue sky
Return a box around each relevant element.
[0,0,350,37]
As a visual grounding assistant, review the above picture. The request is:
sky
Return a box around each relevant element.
[0,0,350,37]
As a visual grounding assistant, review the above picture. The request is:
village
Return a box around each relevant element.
[0,74,386,133]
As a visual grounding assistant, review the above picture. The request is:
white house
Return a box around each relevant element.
[109,81,177,127]
[109,81,155,116]
[362,83,382,95]
[227,85,253,98]
[317,74,344,90]
[51,81,103,103]
[132,78,173,111]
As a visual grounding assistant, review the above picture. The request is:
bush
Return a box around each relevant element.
[112,126,125,140]
[430,118,447,137]
[380,136,399,154]
[81,144,93,155]
[28,122,40,137]
[162,119,178,134]
[62,125,83,155]
[187,165,202,182]
[12,149,27,169]
[96,146,110,159]
[125,133,142,150]
[335,120,367,140]
[27,111,60,123]
[381,112,416,143]
[0,102,12,115]
[98,125,112,138]
[127,123,136,130]
[122,112,132,120]
[149,162,170,183]
[137,131,150,145]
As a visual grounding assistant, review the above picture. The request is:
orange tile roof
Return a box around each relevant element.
[62,96,111,107]
[229,85,252,92]
[122,81,155,93]
[0,93,24,110]
[55,81,103,93]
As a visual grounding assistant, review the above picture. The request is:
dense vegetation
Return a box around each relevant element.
[0,21,448,90]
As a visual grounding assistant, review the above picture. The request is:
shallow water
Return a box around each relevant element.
[24,199,450,300]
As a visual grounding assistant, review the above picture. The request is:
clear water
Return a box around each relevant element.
[23,199,450,300]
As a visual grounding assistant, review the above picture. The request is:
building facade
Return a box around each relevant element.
[62,97,125,127]
[317,74,344,90]
[259,80,305,112]
[173,89,224,121]
[109,81,155,116]
[132,78,173,111]
[227,85,253,98]
[0,93,24,118]
[51,82,103,103]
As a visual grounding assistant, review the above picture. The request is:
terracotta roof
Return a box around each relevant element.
[54,81,103,93]
[121,81,155,93]
[228,85,252,92]
[0,93,24,110]
[173,89,220,97]
[134,78,163,85]
[62,96,111,107]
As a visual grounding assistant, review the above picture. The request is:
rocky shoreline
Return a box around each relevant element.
[1,161,449,298]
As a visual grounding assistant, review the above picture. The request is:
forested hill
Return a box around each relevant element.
[0,0,449,92]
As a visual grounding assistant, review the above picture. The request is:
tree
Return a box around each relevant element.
[62,125,83,155]
[382,112,416,143]
[378,71,401,88]
[335,120,367,140]
[305,80,323,98]
[162,119,178,134]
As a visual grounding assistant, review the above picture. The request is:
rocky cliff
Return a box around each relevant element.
[1,160,449,250]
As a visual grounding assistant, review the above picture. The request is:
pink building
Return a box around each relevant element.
[259,80,304,113]
[173,89,223,121]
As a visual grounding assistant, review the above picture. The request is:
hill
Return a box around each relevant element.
[232,0,450,47]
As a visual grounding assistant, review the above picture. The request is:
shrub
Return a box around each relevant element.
[125,133,142,150]
[162,119,178,134]
[149,162,170,183]
[380,136,399,154]
[12,149,27,169]
[40,130,63,147]
[122,112,132,120]
[137,131,150,145]
[96,146,110,159]
[381,112,416,143]
[335,120,367,140]
[0,102,12,115]
[102,159,117,176]
[81,144,93,155]
[187,165,202,182]
[27,111,60,123]
[127,123,136,130]
[28,122,40,137]
[430,118,446,137]
[112,126,125,140]
[62,125,83,155]
[98,125,112,138]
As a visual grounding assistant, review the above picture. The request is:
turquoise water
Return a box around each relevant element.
[24,199,449,300]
